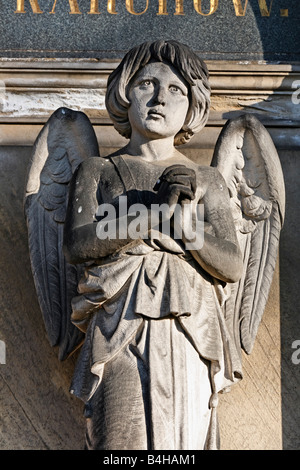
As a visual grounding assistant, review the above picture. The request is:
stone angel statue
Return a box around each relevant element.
[24,40,285,450]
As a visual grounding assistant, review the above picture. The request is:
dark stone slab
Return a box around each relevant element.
[0,1,299,61]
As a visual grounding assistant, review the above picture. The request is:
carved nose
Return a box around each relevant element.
[154,86,167,105]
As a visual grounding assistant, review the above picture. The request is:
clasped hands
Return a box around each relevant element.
[153,164,197,209]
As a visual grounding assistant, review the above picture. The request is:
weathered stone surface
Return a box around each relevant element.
[218,262,282,450]
[0,147,85,450]
[219,148,300,450]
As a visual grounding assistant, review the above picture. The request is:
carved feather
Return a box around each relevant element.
[211,114,285,354]
[24,107,100,360]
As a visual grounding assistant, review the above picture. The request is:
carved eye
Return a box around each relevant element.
[141,79,152,87]
[169,85,181,93]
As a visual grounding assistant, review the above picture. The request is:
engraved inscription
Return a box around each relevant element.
[13,0,290,16]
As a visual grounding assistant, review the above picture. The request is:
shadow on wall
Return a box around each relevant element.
[250,0,300,450]
[279,146,300,450]
[221,0,300,450]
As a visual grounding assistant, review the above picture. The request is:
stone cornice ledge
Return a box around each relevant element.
[0,59,299,149]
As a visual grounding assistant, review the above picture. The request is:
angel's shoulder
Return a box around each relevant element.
[194,164,225,191]
[75,156,113,179]
[194,164,221,177]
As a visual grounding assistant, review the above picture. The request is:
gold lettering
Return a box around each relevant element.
[126,0,149,15]
[157,0,184,16]
[107,0,118,14]
[232,0,248,16]
[89,0,100,14]
[68,0,81,13]
[50,0,81,14]
[193,0,218,16]
[15,0,43,13]
[174,0,184,15]
[257,0,273,17]
[280,8,288,17]
[14,0,277,17]
[232,0,273,16]
[157,0,168,15]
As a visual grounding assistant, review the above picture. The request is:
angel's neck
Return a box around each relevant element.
[124,133,176,162]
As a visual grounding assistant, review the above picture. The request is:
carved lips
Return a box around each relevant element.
[148,108,165,119]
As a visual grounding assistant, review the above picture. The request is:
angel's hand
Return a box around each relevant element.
[153,164,196,210]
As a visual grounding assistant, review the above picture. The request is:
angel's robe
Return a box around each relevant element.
[69,154,242,450]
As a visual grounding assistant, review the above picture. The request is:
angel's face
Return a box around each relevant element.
[127,61,189,141]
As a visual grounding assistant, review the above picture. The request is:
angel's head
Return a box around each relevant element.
[105,40,211,146]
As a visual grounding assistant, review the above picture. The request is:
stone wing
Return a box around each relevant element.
[211,114,285,354]
[24,107,100,360]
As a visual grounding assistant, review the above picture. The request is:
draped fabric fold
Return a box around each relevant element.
[69,242,242,449]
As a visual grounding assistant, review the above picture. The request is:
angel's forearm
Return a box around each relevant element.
[63,224,125,264]
[63,211,154,264]
[188,233,243,283]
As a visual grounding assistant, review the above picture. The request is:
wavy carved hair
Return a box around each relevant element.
[105,40,211,146]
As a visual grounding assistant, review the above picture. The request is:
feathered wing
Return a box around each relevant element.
[211,114,285,355]
[24,107,100,360]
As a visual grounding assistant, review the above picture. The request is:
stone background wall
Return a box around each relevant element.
[0,59,299,450]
